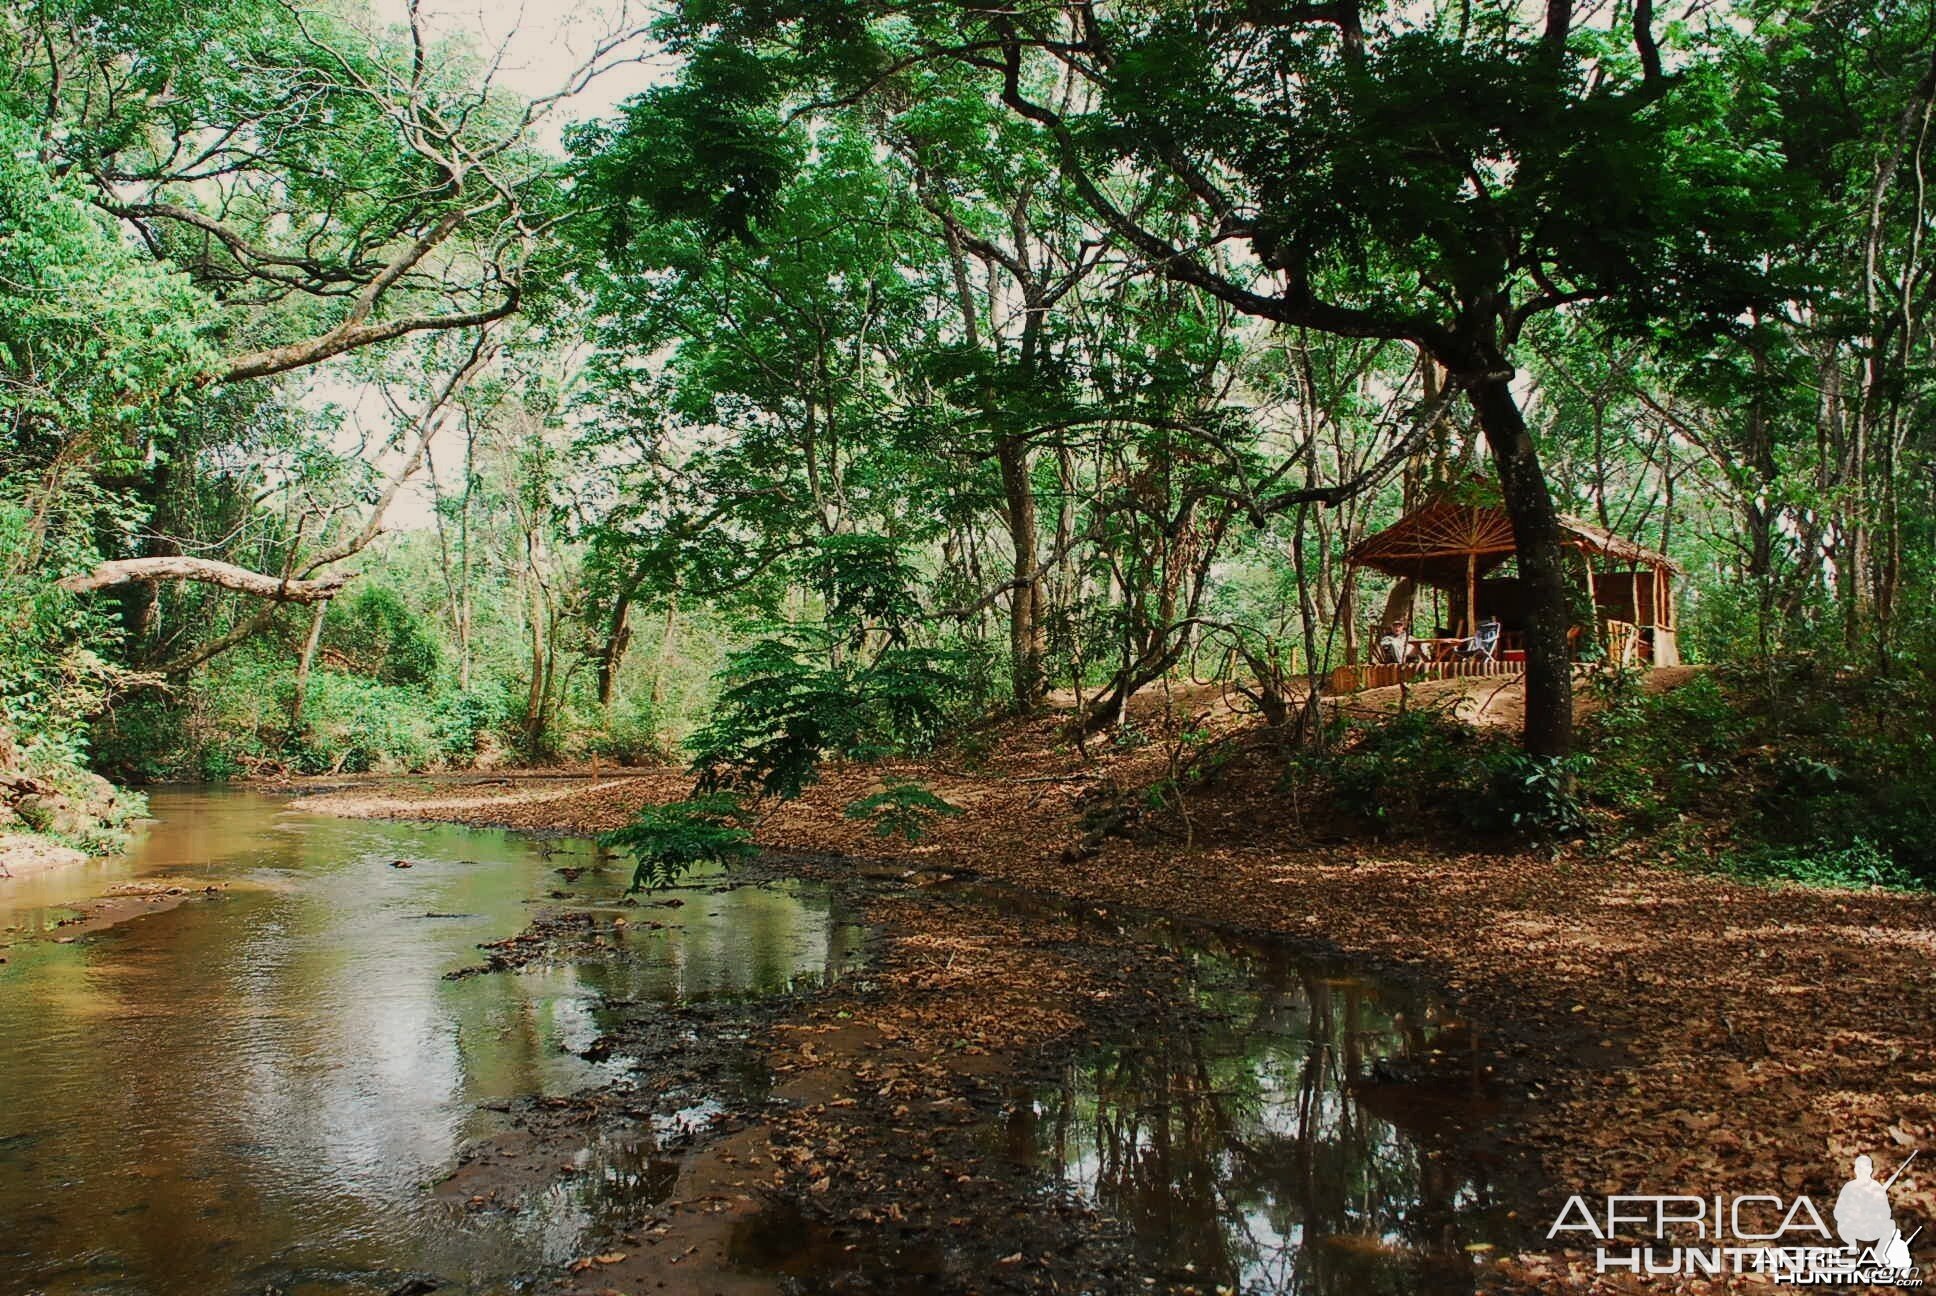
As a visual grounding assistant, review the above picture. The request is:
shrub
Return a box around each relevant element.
[1714,840,1917,891]
[286,671,443,773]
[321,585,442,686]
[590,692,671,765]
[0,500,137,774]
[1293,708,1585,844]
[1578,663,1936,888]
[688,632,982,799]
[601,792,757,890]
[93,654,289,781]
[844,778,960,842]
[97,645,520,780]
[431,684,515,761]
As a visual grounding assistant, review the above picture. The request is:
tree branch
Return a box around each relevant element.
[991,26,1459,357]
[1634,0,1663,85]
[216,281,519,383]
[59,557,354,603]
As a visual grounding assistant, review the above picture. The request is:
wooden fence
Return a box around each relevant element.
[1327,658,1525,694]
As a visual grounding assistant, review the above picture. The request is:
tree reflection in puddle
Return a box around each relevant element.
[1007,932,1503,1295]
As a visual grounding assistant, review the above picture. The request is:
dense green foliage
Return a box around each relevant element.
[1281,664,1936,886]
[1296,711,1589,842]
[688,635,981,799]
[1583,667,1936,886]
[1,0,1933,890]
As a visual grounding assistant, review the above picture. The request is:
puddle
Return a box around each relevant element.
[721,881,1508,1296]
[1007,924,1504,1294]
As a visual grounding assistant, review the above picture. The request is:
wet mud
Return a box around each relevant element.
[448,859,1521,1296]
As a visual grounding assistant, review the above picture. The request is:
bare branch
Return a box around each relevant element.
[59,558,353,603]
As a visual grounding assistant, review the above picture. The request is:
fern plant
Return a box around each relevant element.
[843,778,960,843]
[601,792,757,891]
[687,631,970,799]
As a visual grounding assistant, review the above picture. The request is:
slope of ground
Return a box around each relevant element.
[1325,664,1704,731]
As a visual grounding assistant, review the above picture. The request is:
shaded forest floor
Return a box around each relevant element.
[293,678,1936,1293]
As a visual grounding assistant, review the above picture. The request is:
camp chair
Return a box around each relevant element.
[1461,618,1502,662]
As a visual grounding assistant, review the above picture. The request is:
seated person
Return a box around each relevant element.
[1375,618,1409,663]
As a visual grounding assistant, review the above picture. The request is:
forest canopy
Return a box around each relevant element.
[4,0,1935,878]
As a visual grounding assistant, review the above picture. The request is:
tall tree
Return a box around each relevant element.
[8,0,645,622]
[634,0,1802,753]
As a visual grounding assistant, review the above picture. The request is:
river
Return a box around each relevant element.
[0,788,864,1294]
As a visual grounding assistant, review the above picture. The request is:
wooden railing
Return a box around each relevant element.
[1328,658,1524,694]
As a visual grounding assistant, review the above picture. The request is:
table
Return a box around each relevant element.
[1407,637,1470,663]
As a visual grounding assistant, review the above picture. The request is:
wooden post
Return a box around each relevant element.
[1582,558,1597,631]
[1465,552,1477,638]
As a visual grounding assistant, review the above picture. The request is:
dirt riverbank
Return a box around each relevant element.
[293,698,1936,1293]
[0,831,86,879]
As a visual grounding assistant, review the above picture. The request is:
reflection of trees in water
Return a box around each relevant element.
[586,873,867,1003]
[1024,936,1484,1294]
[0,812,875,1292]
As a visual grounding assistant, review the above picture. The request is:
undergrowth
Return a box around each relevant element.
[1281,662,1936,889]
[1579,662,1936,890]
[1288,708,1588,844]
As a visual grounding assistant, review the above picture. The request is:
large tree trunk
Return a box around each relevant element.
[651,595,680,709]
[522,555,550,755]
[596,577,639,708]
[997,434,1047,710]
[1469,378,1574,758]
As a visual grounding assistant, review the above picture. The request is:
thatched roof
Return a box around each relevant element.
[1348,501,1681,585]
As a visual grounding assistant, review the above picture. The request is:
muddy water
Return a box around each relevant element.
[0,788,865,1296]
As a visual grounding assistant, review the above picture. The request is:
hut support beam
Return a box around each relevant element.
[1465,552,1477,638]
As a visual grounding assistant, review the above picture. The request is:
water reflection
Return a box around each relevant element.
[0,788,866,1296]
[1010,931,1498,1294]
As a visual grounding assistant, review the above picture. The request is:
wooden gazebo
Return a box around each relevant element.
[1334,500,1681,692]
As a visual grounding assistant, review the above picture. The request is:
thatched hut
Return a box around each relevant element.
[1336,500,1680,691]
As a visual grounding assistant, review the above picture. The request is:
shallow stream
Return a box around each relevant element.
[0,789,863,1294]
